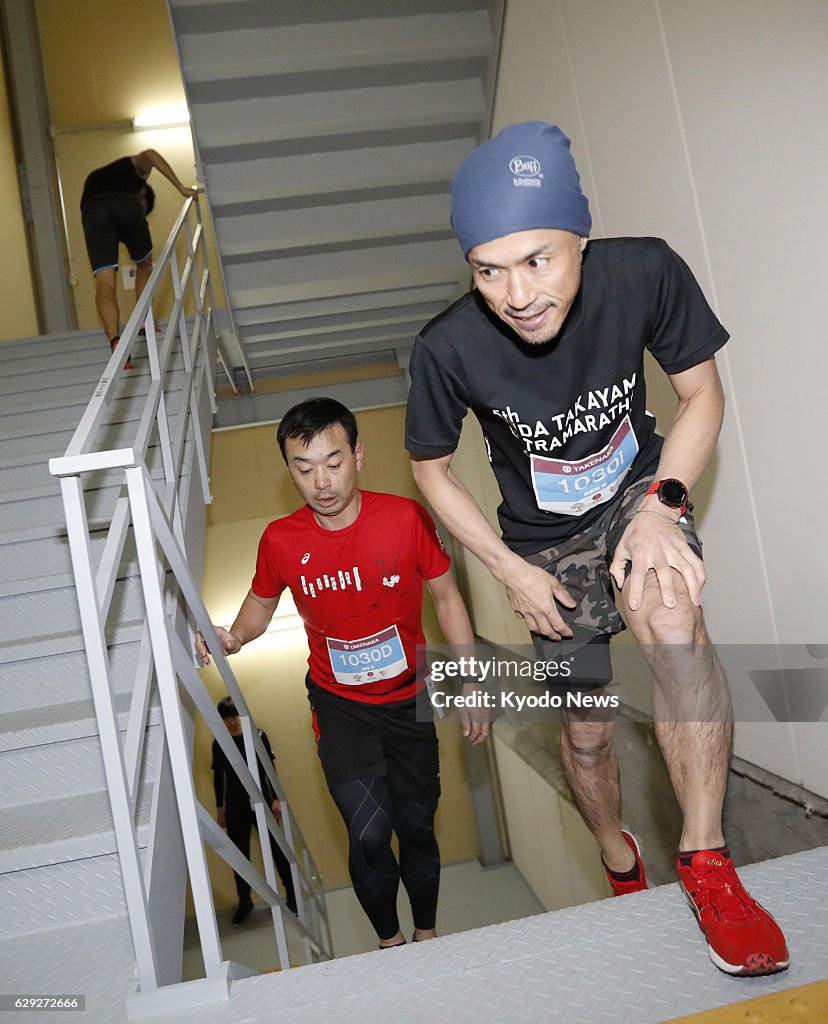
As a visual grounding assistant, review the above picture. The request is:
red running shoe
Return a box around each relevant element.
[678,851,789,976]
[604,830,648,896]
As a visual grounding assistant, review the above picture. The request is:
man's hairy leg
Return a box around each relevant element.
[624,571,732,851]
[560,708,634,872]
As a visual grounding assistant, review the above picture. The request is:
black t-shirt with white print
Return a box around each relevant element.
[405,237,728,556]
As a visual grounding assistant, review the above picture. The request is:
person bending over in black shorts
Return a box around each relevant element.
[80,150,195,362]
[406,122,788,978]
[197,398,489,949]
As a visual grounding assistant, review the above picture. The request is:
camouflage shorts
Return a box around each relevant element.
[524,475,703,679]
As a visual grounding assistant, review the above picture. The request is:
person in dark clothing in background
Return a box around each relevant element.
[211,697,297,925]
[80,149,196,363]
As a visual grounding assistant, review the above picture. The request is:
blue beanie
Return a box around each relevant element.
[450,122,591,258]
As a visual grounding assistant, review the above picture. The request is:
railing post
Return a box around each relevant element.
[125,462,225,982]
[241,716,290,970]
[58,475,160,992]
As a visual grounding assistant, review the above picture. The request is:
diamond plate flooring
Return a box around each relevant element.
[127,847,827,1024]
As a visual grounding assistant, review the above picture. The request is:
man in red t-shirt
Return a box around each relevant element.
[197,397,488,948]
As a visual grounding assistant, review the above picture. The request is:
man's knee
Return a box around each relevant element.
[562,720,614,768]
[624,571,706,645]
[94,268,117,292]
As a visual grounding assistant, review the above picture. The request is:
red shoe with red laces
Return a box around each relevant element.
[678,851,789,976]
[604,830,648,896]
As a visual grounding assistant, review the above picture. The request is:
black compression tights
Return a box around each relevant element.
[328,775,440,941]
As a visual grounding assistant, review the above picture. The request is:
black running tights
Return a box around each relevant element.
[328,775,440,941]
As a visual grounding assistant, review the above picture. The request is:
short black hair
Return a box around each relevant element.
[276,397,358,462]
[141,183,156,215]
[217,696,238,719]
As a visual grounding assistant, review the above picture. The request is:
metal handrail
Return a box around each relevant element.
[48,195,331,1003]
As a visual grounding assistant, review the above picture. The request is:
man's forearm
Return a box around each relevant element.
[229,590,279,646]
[653,391,723,491]
[431,586,475,654]
[649,360,725,496]
[412,459,522,585]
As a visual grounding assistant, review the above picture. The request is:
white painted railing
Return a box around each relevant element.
[48,196,332,1008]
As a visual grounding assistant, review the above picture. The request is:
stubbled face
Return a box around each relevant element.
[469,228,587,344]
[284,424,364,530]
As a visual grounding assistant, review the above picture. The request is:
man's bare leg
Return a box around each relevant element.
[560,711,634,872]
[93,268,120,341]
[623,571,732,852]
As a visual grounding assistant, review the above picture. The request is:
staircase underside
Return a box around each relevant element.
[168,0,500,393]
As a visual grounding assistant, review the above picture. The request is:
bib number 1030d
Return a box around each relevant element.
[326,625,408,685]
[530,416,639,515]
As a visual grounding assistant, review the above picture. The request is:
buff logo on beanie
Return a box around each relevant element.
[450,122,592,258]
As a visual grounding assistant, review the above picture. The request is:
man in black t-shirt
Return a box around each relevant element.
[211,697,297,924]
[406,122,788,977]
[80,150,196,362]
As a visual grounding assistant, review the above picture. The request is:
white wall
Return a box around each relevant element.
[456,0,828,795]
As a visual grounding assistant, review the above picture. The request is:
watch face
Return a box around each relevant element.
[659,478,687,507]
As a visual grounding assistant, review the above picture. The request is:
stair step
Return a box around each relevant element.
[179,10,490,86]
[0,914,136,1022]
[188,54,487,107]
[0,573,143,649]
[0,642,143,712]
[0,438,183,504]
[225,237,463,295]
[0,722,160,808]
[0,690,160,752]
[216,193,451,258]
[0,783,153,873]
[0,622,144,665]
[192,78,485,151]
[170,0,487,31]
[204,134,470,209]
[0,854,129,940]
[0,380,185,443]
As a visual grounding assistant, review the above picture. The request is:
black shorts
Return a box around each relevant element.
[525,475,704,687]
[306,676,440,802]
[81,194,153,273]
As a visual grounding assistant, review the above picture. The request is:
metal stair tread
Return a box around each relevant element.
[179,11,491,83]
[0,620,145,664]
[194,101,486,152]
[0,914,136,1023]
[0,786,152,873]
[0,439,190,504]
[145,847,827,1024]
[208,169,454,213]
[0,642,143,711]
[0,691,160,752]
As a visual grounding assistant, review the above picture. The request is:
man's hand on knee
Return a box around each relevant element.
[610,515,705,610]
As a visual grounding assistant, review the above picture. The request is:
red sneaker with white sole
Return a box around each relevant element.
[678,851,789,976]
[604,830,648,896]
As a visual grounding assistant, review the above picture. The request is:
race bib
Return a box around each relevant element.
[530,416,639,515]
[326,625,408,686]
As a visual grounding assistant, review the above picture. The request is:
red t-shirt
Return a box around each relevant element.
[251,490,451,704]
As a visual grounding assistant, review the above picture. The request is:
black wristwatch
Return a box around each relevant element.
[645,478,692,516]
